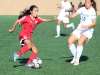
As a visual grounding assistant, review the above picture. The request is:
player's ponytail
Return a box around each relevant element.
[91,0,97,11]
[18,5,38,19]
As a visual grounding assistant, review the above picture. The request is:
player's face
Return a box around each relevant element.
[30,8,39,17]
[85,0,93,9]
[64,0,67,2]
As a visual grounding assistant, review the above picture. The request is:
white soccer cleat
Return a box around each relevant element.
[73,61,79,66]
[70,58,76,64]
[71,23,75,29]
[55,35,60,38]
[25,64,33,68]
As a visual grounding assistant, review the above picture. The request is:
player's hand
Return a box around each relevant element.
[81,25,88,30]
[54,16,57,21]
[9,29,14,33]
[65,9,68,12]
[56,6,59,9]
[65,14,69,17]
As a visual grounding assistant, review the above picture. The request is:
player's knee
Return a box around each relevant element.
[63,26,66,29]
[27,44,32,49]
[77,40,84,46]
[67,39,73,45]
[78,38,86,46]
[32,48,38,53]
[63,24,66,28]
[34,49,38,53]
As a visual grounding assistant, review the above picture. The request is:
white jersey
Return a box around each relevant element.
[77,7,96,30]
[61,0,72,14]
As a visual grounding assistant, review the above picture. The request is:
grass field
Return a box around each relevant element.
[0,15,100,75]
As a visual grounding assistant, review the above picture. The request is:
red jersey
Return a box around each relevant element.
[18,15,45,36]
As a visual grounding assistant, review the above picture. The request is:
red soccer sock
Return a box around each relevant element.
[26,52,37,65]
[17,45,29,56]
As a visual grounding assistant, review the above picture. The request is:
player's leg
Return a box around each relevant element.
[74,34,87,65]
[26,42,38,67]
[55,12,64,38]
[55,19,61,37]
[63,17,75,29]
[74,29,94,65]
[68,33,78,64]
[17,40,32,55]
[68,29,82,64]
[14,36,32,62]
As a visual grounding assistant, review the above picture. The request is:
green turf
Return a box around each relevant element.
[0,15,100,75]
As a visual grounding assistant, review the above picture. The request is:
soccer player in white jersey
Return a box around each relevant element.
[65,0,97,65]
[55,0,75,38]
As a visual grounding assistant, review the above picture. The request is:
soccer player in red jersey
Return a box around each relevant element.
[9,5,56,67]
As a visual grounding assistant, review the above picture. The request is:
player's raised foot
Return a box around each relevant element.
[55,35,60,38]
[70,58,76,64]
[71,23,75,29]
[25,64,33,68]
[14,52,19,62]
[73,61,79,66]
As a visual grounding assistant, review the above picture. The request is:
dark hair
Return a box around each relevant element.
[70,2,72,5]
[18,5,38,19]
[78,2,85,9]
[91,0,97,11]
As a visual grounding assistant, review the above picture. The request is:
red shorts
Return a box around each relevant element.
[19,35,31,47]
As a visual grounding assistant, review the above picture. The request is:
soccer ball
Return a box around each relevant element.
[31,57,42,68]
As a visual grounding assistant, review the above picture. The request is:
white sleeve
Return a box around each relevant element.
[91,11,96,20]
[68,2,72,8]
[77,7,83,14]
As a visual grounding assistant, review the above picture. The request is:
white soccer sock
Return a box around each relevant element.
[66,23,72,28]
[56,25,60,36]
[68,44,77,58]
[76,45,83,62]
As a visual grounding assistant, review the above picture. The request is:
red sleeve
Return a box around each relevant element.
[37,17,45,25]
[18,16,26,25]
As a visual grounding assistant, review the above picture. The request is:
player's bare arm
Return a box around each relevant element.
[9,20,19,33]
[45,16,57,22]
[58,6,62,9]
[81,20,96,30]
[65,12,79,18]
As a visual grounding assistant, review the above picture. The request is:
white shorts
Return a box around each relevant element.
[72,28,94,42]
[57,11,69,23]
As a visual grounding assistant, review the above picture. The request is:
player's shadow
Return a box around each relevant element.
[13,58,53,68]
[41,58,53,60]
[65,55,89,63]
[13,58,28,68]
[13,64,23,68]
[59,56,73,59]
[60,33,70,37]
[18,58,28,64]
